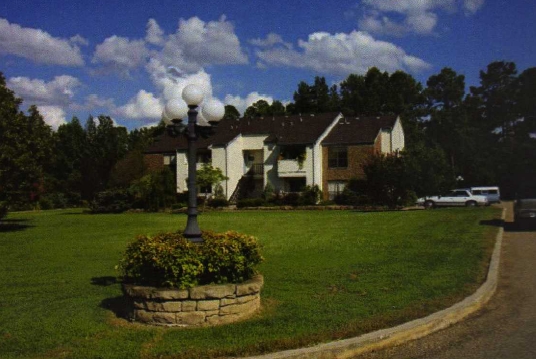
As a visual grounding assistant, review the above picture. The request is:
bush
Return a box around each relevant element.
[208,198,229,208]
[118,231,263,288]
[298,185,322,206]
[237,198,265,208]
[89,189,132,213]
[171,202,187,210]
[281,192,300,206]
[0,201,8,221]
[39,192,69,210]
[129,168,176,211]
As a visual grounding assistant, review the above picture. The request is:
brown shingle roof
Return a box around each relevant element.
[145,113,341,153]
[321,115,398,146]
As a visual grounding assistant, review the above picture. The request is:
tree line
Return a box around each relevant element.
[242,61,536,202]
[1,60,535,212]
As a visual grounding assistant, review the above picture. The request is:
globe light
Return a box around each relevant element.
[202,99,225,123]
[182,84,205,106]
[161,109,173,126]
[164,99,188,120]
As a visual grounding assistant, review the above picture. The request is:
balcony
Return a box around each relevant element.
[277,159,306,177]
[245,163,264,178]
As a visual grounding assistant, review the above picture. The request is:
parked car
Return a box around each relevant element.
[468,186,501,204]
[417,189,489,209]
[514,198,536,227]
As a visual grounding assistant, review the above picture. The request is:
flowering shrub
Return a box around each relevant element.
[119,231,263,289]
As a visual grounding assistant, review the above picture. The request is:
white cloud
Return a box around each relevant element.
[159,16,248,73]
[114,90,162,120]
[224,92,274,115]
[92,35,149,75]
[7,75,81,106]
[70,34,89,46]
[36,105,67,129]
[255,30,430,76]
[249,33,292,49]
[358,0,485,36]
[145,18,165,45]
[91,16,248,78]
[463,0,485,14]
[145,58,215,102]
[0,18,84,66]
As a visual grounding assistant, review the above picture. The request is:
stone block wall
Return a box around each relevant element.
[122,275,263,327]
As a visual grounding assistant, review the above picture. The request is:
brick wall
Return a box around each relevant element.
[144,154,165,172]
[322,145,375,200]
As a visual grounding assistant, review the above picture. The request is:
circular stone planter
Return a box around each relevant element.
[122,275,263,327]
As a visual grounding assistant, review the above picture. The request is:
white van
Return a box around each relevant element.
[469,187,501,204]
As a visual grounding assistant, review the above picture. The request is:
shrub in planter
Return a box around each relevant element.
[118,231,263,289]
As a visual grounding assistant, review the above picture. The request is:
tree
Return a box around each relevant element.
[224,105,240,121]
[291,76,335,114]
[0,73,54,207]
[49,117,86,203]
[423,68,469,174]
[244,100,271,118]
[469,61,518,136]
[340,73,365,115]
[292,81,314,114]
[196,163,229,208]
[270,100,286,116]
[80,115,128,199]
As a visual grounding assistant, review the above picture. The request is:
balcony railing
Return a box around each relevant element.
[277,159,306,177]
[245,163,264,177]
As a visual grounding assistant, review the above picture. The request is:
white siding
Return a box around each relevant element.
[241,135,266,150]
[176,150,188,193]
[313,113,342,191]
[264,143,282,191]
[391,117,405,152]
[224,135,244,200]
[380,117,405,154]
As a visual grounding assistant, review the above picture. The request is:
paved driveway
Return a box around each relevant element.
[352,202,536,359]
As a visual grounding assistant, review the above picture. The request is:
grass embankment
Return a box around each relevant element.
[0,207,502,359]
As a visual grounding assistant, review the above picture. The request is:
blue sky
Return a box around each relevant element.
[1,0,535,130]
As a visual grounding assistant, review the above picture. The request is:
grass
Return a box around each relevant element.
[0,207,502,359]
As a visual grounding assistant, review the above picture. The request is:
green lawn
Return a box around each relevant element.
[0,207,502,359]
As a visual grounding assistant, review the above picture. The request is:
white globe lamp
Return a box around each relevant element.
[182,84,205,106]
[202,99,225,124]
[164,99,188,121]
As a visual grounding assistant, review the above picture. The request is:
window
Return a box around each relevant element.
[196,151,211,164]
[328,181,346,200]
[163,155,176,165]
[328,146,348,168]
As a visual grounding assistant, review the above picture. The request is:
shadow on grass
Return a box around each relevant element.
[91,277,131,320]
[479,218,504,227]
[91,276,118,286]
[100,295,131,320]
[0,219,33,232]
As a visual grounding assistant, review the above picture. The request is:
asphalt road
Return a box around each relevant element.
[352,202,536,359]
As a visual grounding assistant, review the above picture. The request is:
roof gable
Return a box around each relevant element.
[321,115,399,146]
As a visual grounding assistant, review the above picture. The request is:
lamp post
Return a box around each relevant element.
[162,84,225,243]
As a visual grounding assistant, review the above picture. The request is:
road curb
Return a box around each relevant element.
[243,208,506,359]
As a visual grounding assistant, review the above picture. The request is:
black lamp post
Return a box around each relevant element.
[163,84,225,243]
